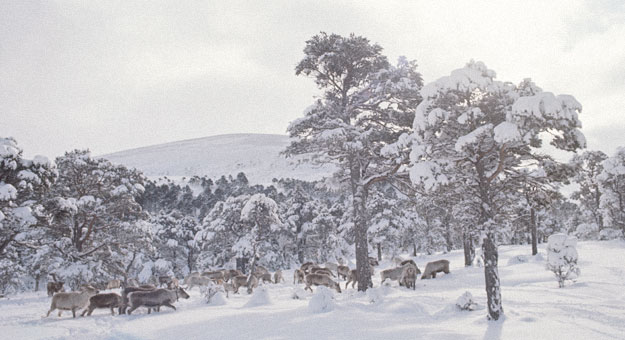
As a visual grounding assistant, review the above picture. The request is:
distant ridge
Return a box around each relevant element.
[102,133,332,184]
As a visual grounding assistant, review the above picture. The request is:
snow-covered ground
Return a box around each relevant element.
[2,241,624,340]
[101,134,334,185]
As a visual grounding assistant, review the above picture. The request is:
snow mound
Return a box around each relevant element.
[206,291,227,306]
[366,285,391,304]
[291,287,310,300]
[244,286,271,307]
[456,291,478,311]
[507,255,529,265]
[308,286,335,313]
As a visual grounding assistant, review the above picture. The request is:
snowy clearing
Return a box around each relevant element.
[1,241,624,340]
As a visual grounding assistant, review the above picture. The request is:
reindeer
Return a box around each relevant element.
[345,268,374,289]
[119,286,156,314]
[400,266,417,290]
[126,287,190,315]
[106,279,121,290]
[46,285,98,318]
[323,262,338,271]
[304,273,341,293]
[224,269,242,282]
[231,275,258,293]
[258,273,273,284]
[81,293,122,316]
[311,267,336,277]
[167,278,179,289]
[158,276,174,288]
[253,266,269,277]
[47,274,64,297]
[337,265,350,280]
[421,260,450,279]
[293,269,305,284]
[186,275,212,290]
[273,270,284,284]
[300,262,316,274]
[201,271,225,282]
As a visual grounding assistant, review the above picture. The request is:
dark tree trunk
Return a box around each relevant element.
[353,184,372,291]
[413,242,417,257]
[530,208,538,256]
[463,230,475,266]
[297,223,305,264]
[483,235,503,320]
[34,274,40,292]
[236,257,249,274]
[377,243,381,261]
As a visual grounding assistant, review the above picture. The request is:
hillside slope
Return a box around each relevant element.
[102,134,333,184]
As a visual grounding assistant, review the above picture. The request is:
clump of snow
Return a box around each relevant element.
[454,124,493,152]
[547,234,580,288]
[507,255,529,266]
[204,282,227,306]
[493,121,521,144]
[308,286,335,313]
[244,285,271,307]
[366,285,390,304]
[456,291,478,311]
[599,228,623,240]
[0,183,17,201]
[291,287,310,300]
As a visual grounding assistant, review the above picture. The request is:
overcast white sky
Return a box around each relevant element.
[1,0,624,158]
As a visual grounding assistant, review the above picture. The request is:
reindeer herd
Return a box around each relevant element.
[43,257,450,319]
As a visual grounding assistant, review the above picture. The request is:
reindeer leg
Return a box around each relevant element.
[163,303,176,311]
[72,308,77,318]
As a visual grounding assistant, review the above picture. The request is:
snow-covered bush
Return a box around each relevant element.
[546,234,580,288]
[599,228,623,240]
[291,287,309,300]
[308,286,335,313]
[574,222,598,240]
[456,291,478,311]
[204,282,227,306]
[244,285,271,307]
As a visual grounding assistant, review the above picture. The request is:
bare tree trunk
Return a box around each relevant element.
[377,243,381,261]
[530,208,538,256]
[483,235,503,320]
[463,230,475,266]
[353,184,372,291]
[413,242,417,257]
[34,274,40,292]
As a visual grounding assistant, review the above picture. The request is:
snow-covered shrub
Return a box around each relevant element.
[599,228,623,240]
[546,234,580,288]
[204,282,227,305]
[507,255,529,266]
[574,222,598,240]
[244,285,271,307]
[456,291,477,311]
[308,286,335,313]
[366,285,390,304]
[291,287,309,300]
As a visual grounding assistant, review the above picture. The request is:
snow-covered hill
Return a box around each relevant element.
[101,134,334,184]
[2,241,625,339]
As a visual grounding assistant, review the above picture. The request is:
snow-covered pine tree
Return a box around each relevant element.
[598,147,625,238]
[285,32,423,291]
[45,150,149,288]
[569,150,608,236]
[0,137,56,292]
[409,62,585,320]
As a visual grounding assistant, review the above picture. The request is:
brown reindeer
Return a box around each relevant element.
[81,293,122,316]
[106,279,121,290]
[126,287,190,315]
[47,274,64,297]
[300,262,316,274]
[421,260,450,279]
[304,273,341,293]
[311,267,336,277]
[400,266,417,290]
[293,269,305,284]
[258,273,273,284]
[337,265,350,280]
[273,270,284,284]
[231,275,258,294]
[46,285,99,318]
[119,286,156,314]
